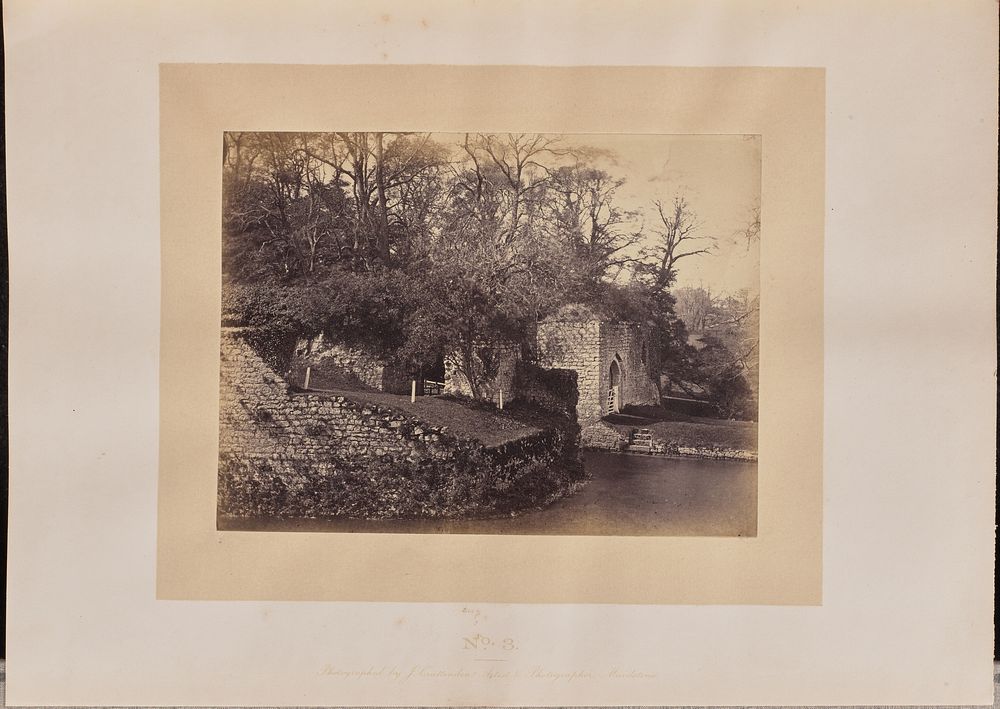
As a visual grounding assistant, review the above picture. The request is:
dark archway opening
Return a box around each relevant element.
[608,357,624,414]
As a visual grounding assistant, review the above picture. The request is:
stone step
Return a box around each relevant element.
[629,427,655,453]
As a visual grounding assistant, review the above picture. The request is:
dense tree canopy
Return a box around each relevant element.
[222,132,758,419]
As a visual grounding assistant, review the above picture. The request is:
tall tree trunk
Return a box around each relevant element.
[374,132,391,262]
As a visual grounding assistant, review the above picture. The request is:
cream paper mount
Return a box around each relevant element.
[158,64,824,604]
[6,2,997,705]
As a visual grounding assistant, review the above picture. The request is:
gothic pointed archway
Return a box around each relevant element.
[608,356,624,414]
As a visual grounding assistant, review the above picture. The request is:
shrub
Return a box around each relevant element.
[217,428,584,521]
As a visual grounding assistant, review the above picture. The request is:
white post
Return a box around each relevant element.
[499,388,504,410]
[411,379,417,403]
[304,366,311,390]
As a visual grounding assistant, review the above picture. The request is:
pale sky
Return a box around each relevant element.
[436,133,761,296]
[566,133,761,295]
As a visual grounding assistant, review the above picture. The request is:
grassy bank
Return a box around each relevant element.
[605,405,757,453]
[297,387,540,447]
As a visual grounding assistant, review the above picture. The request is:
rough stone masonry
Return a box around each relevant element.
[217,328,583,520]
[537,317,660,422]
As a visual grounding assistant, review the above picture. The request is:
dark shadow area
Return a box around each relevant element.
[1,20,9,660]
[220,450,757,537]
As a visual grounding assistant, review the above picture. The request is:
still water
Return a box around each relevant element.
[221,450,757,537]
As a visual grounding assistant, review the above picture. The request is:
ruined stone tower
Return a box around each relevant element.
[536,314,660,423]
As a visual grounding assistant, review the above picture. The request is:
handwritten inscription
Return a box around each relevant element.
[460,606,487,625]
[318,664,657,682]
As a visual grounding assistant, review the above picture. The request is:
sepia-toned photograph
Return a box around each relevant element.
[9,0,996,701]
[217,131,760,536]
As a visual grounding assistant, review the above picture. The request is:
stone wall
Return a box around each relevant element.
[218,328,582,520]
[290,333,408,393]
[598,322,661,410]
[512,362,579,420]
[221,329,451,468]
[443,344,520,404]
[537,319,660,422]
[580,420,629,450]
[477,423,582,507]
[537,320,605,421]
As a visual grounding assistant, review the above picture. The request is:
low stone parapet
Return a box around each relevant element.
[217,328,584,521]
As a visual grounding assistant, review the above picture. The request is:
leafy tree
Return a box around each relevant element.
[221,131,757,414]
[452,133,568,251]
[398,265,522,399]
[222,132,449,281]
[542,164,643,284]
[692,335,756,420]
[707,289,759,408]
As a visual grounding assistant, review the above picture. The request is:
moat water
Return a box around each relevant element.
[220,450,757,537]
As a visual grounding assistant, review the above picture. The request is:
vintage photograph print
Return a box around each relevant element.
[217,132,760,536]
